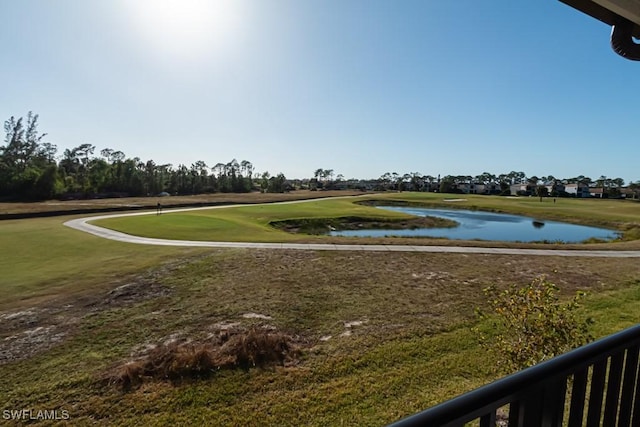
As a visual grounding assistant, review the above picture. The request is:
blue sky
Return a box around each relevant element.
[2,0,638,182]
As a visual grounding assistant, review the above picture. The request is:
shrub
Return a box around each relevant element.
[476,276,594,372]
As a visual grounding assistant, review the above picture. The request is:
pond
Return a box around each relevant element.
[329,206,620,243]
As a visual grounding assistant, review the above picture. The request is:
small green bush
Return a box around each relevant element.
[476,276,594,372]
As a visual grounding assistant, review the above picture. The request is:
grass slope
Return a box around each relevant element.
[1,248,639,425]
[0,216,203,309]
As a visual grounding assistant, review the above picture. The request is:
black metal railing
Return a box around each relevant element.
[389,324,640,427]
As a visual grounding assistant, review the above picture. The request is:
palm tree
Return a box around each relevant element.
[325,169,334,182]
[422,175,435,192]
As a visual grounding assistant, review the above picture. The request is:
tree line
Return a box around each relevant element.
[306,168,638,198]
[374,171,630,193]
[4,113,638,201]
[1,113,288,201]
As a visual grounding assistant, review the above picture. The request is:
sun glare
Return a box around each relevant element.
[121,0,244,63]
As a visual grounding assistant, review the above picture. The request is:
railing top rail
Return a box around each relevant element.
[389,323,640,427]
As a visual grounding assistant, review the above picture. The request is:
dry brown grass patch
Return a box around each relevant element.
[219,326,300,368]
[106,326,304,391]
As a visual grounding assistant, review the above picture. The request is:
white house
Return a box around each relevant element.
[510,183,532,196]
[564,183,590,198]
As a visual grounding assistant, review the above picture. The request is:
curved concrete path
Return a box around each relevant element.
[63,200,640,258]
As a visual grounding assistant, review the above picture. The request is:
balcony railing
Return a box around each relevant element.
[389,324,640,427]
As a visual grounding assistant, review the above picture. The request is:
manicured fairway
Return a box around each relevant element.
[92,192,640,244]
[92,196,409,242]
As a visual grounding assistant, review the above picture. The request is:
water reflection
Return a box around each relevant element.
[329,206,618,243]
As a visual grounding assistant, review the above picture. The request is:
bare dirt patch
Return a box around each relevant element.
[0,306,78,364]
[0,325,68,363]
[340,319,368,337]
[242,312,273,320]
[0,263,181,365]
[84,281,171,311]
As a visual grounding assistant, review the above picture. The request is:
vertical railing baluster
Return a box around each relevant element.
[603,350,625,425]
[618,345,639,427]
[522,386,544,427]
[632,351,640,426]
[540,376,567,427]
[387,325,640,427]
[568,368,588,427]
[508,400,521,427]
[586,358,608,427]
[479,410,496,427]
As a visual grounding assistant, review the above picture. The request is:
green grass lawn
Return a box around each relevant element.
[0,215,205,309]
[0,193,639,425]
[93,192,640,245]
[93,196,407,242]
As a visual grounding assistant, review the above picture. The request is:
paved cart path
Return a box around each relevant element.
[63,199,640,258]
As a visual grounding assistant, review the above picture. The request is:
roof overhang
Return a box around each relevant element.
[560,0,640,34]
[560,0,640,59]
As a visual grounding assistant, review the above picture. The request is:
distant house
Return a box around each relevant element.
[620,187,636,199]
[588,186,626,199]
[543,181,565,195]
[482,182,501,195]
[447,181,499,195]
[456,182,471,194]
[509,183,534,196]
[589,187,605,198]
[564,183,590,198]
